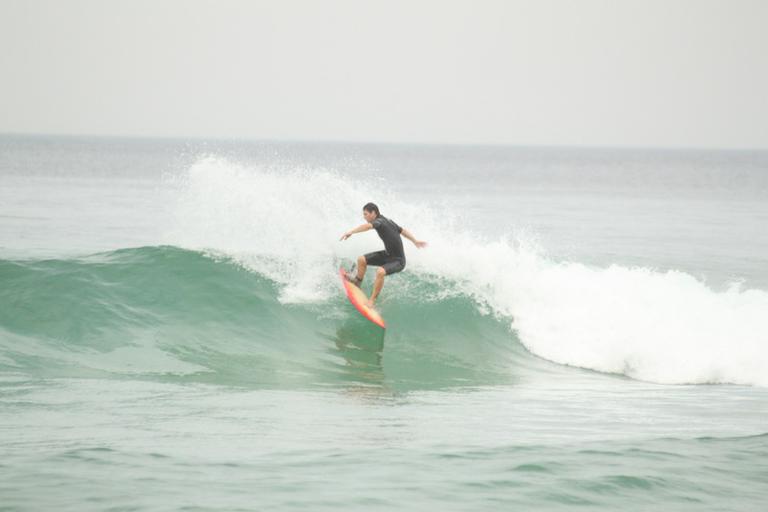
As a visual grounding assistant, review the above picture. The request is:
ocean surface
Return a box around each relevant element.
[1,135,767,511]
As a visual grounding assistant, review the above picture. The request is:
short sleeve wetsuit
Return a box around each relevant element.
[364,215,406,275]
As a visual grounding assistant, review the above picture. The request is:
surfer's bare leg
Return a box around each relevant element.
[356,255,367,281]
[369,267,385,306]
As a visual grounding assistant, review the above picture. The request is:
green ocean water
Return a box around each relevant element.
[1,136,768,510]
[2,246,767,511]
[0,246,530,389]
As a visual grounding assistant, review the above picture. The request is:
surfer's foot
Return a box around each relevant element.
[345,271,363,288]
[366,298,375,309]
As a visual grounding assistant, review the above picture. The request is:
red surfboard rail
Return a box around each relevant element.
[339,268,386,329]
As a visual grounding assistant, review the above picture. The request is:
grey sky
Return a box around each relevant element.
[1,0,767,148]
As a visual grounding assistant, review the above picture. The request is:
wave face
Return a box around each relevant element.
[0,246,537,390]
[2,155,767,388]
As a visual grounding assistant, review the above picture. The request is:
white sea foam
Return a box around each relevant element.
[167,156,768,386]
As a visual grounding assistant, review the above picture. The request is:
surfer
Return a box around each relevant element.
[340,202,427,308]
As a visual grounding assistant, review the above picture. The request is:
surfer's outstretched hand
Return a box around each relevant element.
[340,232,351,241]
[415,241,428,249]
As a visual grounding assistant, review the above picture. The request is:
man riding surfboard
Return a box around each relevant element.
[340,202,427,308]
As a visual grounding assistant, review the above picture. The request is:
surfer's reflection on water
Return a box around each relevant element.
[325,317,386,387]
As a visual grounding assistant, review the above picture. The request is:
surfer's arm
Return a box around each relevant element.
[340,223,373,241]
[400,228,428,249]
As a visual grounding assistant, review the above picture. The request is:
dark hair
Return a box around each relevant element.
[363,202,380,217]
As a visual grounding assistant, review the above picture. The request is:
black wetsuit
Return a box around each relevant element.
[364,215,406,275]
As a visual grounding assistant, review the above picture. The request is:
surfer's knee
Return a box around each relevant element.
[376,267,386,278]
[357,255,366,265]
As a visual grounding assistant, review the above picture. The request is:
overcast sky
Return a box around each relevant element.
[1,0,766,148]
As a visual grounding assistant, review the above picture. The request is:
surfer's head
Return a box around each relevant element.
[363,202,380,222]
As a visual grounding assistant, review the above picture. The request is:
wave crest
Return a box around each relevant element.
[160,156,768,387]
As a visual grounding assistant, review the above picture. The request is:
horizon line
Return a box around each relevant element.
[1,131,766,153]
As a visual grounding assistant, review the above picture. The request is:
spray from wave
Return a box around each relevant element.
[161,155,768,387]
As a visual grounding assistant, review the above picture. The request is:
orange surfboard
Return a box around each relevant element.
[339,268,386,329]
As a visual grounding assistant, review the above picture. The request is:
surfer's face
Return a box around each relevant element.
[363,210,377,223]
